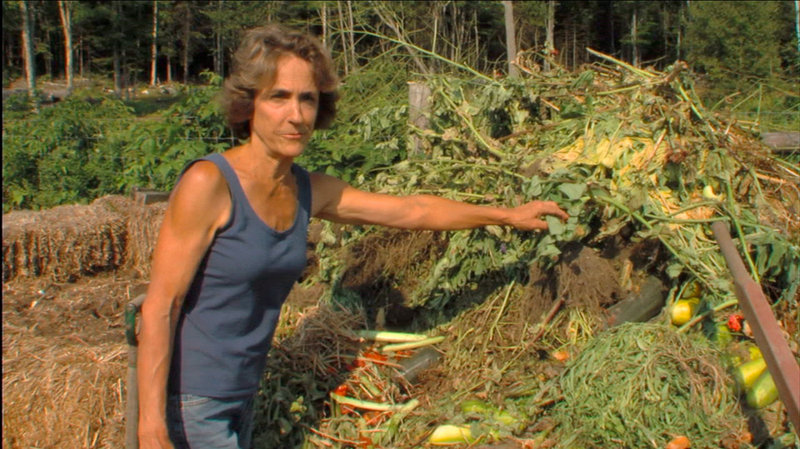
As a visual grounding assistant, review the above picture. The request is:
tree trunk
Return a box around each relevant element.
[503,1,518,77]
[545,0,555,72]
[432,5,439,57]
[78,35,84,77]
[451,3,460,63]
[795,0,800,54]
[44,28,53,81]
[20,0,36,97]
[453,2,465,63]
[113,2,122,97]
[214,0,222,76]
[150,0,158,86]
[113,45,121,97]
[182,3,191,83]
[631,6,639,67]
[57,0,73,94]
[373,2,429,74]
[677,2,683,60]
[473,9,479,70]
[336,0,349,76]
[572,21,577,70]
[166,54,172,83]
[346,0,356,70]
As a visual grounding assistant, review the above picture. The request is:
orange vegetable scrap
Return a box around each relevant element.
[666,435,691,449]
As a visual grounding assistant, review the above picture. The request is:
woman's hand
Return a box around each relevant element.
[138,424,175,449]
[505,200,569,231]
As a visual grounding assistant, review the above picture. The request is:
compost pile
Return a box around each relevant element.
[253,50,799,448]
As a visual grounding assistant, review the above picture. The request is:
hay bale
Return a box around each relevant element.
[1,195,169,281]
[124,201,167,277]
[2,195,131,282]
[2,273,140,449]
[2,329,126,448]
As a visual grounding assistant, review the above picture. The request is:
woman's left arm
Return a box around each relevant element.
[310,173,568,231]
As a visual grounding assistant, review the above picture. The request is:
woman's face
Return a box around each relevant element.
[250,54,319,159]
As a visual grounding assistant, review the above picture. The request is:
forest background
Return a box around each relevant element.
[3,0,799,212]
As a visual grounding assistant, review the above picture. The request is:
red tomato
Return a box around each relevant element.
[727,314,744,332]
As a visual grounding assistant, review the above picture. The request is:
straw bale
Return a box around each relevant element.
[124,201,167,277]
[2,273,138,449]
[2,335,126,449]
[2,195,132,282]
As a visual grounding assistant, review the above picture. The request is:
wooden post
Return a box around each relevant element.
[545,0,555,72]
[502,1,519,77]
[408,81,431,156]
[125,293,147,449]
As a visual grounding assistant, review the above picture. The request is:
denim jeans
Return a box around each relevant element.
[167,393,255,449]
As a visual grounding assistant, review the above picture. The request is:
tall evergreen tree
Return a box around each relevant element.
[685,1,782,89]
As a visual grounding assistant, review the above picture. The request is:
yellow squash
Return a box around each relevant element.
[746,371,778,409]
[670,298,699,326]
[734,357,767,391]
[428,424,475,446]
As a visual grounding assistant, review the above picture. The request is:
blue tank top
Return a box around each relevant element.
[168,153,311,398]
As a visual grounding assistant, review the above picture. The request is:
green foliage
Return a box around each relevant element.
[300,55,410,184]
[114,82,232,193]
[2,80,232,212]
[551,323,746,448]
[685,1,783,91]
[1,53,412,211]
[2,95,133,211]
[311,61,799,320]
[1,91,36,118]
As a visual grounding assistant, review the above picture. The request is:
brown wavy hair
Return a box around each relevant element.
[221,24,340,140]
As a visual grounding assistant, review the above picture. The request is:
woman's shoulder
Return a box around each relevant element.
[170,159,231,221]
[180,159,226,186]
[155,159,231,249]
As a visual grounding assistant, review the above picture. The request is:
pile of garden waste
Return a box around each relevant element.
[254,50,800,448]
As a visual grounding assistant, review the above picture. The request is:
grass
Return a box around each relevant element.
[124,91,185,117]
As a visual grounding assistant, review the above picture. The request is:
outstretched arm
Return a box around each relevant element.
[310,173,568,231]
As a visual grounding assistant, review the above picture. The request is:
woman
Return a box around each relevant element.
[137,24,567,449]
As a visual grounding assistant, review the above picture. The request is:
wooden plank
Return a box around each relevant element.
[762,132,800,152]
[408,81,431,155]
[131,188,170,205]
